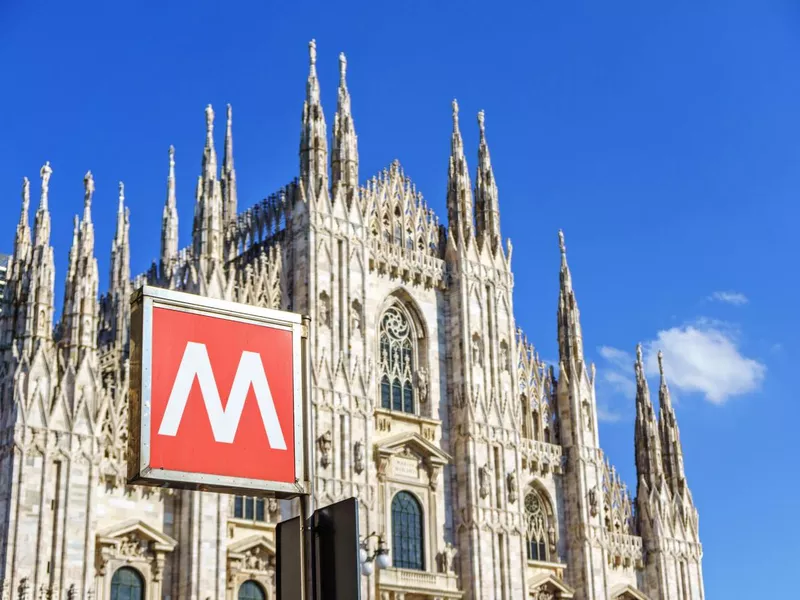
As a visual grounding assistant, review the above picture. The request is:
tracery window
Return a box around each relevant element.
[391,491,424,570]
[111,566,144,600]
[234,495,266,522]
[379,306,415,413]
[238,580,266,600]
[525,491,549,562]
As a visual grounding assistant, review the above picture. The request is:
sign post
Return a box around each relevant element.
[127,286,309,498]
[128,287,362,600]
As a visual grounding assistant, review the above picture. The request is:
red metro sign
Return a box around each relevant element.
[127,286,308,497]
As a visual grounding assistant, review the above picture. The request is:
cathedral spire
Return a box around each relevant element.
[634,344,664,493]
[300,39,328,199]
[222,104,237,222]
[331,51,358,203]
[34,162,53,247]
[161,145,179,278]
[14,177,32,263]
[556,230,584,378]
[203,104,218,182]
[110,182,130,293]
[657,351,688,495]
[108,181,131,357]
[61,173,99,364]
[446,99,474,246]
[194,106,224,262]
[474,110,501,255]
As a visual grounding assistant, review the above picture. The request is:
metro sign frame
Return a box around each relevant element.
[127,286,309,498]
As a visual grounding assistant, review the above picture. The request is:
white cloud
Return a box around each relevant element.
[643,320,765,405]
[708,291,748,306]
[595,346,636,421]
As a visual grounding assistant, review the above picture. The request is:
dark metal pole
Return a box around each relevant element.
[300,315,316,600]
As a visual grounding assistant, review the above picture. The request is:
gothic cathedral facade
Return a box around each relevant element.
[0,41,704,600]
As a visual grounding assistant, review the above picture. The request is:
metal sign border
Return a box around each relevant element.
[128,285,309,498]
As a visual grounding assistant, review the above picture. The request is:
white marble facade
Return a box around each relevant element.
[0,41,703,600]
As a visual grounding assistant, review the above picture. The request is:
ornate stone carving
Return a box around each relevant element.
[16,578,29,600]
[415,367,429,404]
[350,299,362,335]
[437,542,458,574]
[318,291,330,328]
[478,464,491,499]
[534,590,555,600]
[499,340,509,372]
[506,472,517,504]
[353,440,365,474]
[589,487,599,517]
[318,431,332,469]
[471,333,482,366]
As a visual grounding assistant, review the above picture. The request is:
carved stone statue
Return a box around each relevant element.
[318,292,330,328]
[471,335,482,365]
[353,440,365,474]
[588,487,598,517]
[318,431,332,469]
[415,367,429,404]
[438,542,458,573]
[350,301,362,335]
[499,342,509,371]
[506,472,518,504]
[478,464,491,500]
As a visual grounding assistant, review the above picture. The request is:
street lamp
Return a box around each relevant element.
[360,532,391,576]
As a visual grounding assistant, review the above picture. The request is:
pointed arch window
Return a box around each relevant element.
[391,491,424,570]
[525,491,549,562]
[379,306,416,413]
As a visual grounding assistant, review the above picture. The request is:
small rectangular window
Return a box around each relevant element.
[234,496,243,518]
[245,497,254,520]
[256,499,265,522]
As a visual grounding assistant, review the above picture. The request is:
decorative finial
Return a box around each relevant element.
[226,103,233,127]
[205,104,215,134]
[40,161,52,189]
[118,181,125,208]
[309,39,317,66]
[83,171,95,203]
[169,145,175,171]
[636,343,643,364]
[477,110,485,136]
[657,350,664,376]
[339,52,347,82]
[558,229,566,255]
[22,177,30,211]
[452,98,459,124]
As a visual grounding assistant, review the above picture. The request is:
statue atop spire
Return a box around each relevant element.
[300,39,328,199]
[332,50,358,203]
[657,350,687,495]
[161,145,179,279]
[21,177,30,218]
[222,104,237,224]
[474,109,501,255]
[39,161,52,209]
[446,98,474,247]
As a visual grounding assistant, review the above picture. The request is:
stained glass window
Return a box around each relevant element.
[379,307,415,414]
[392,491,423,570]
[111,567,144,600]
[525,491,549,562]
[238,581,265,600]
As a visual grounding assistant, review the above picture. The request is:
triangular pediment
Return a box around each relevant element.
[610,584,650,600]
[97,519,177,552]
[228,533,276,557]
[528,572,575,598]
[376,432,451,465]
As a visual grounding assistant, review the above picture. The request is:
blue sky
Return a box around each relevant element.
[1,0,797,596]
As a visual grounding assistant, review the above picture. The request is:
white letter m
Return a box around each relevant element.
[158,342,287,449]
